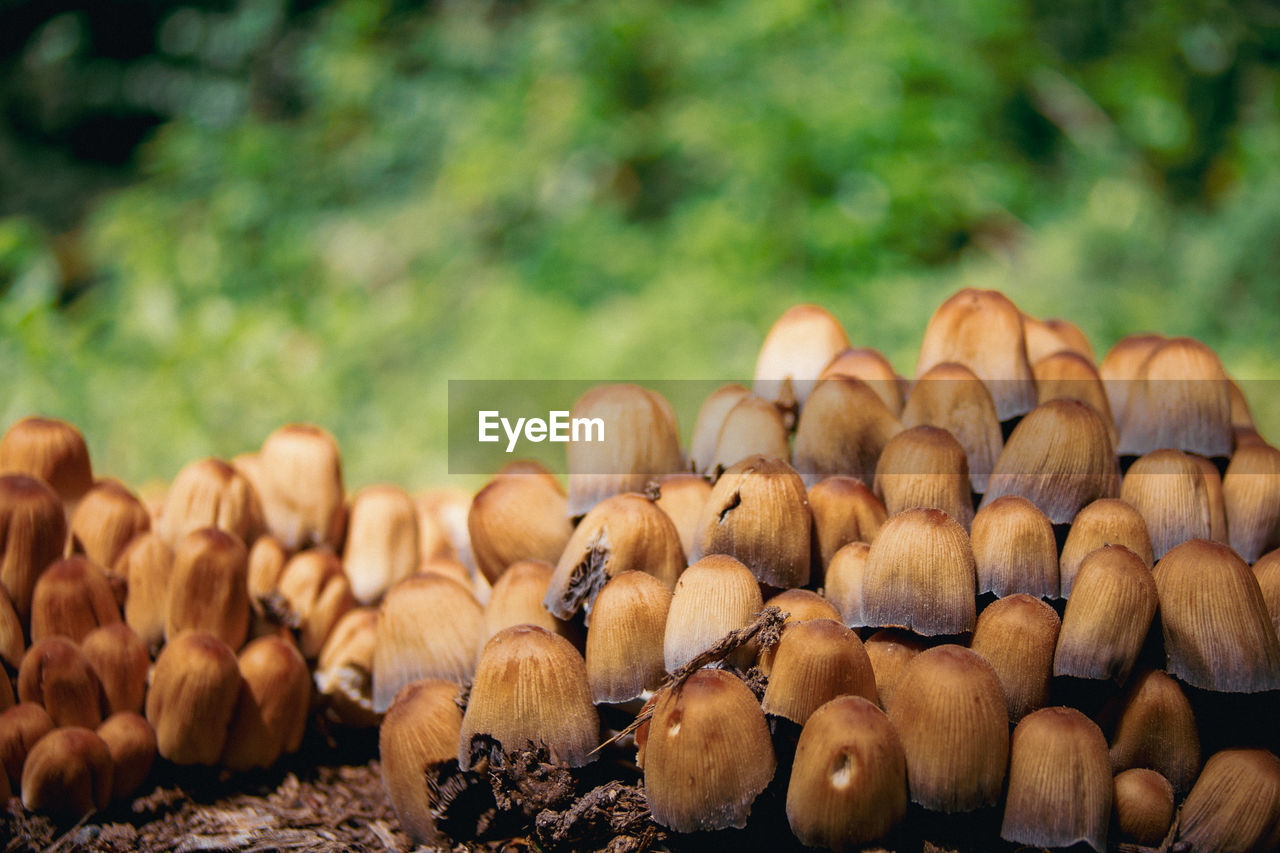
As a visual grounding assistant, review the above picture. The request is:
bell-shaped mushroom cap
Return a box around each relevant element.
[1152,538,1280,692]
[901,362,1003,494]
[1223,441,1280,563]
[545,493,684,620]
[467,471,573,585]
[971,495,1058,598]
[585,571,671,704]
[915,288,1036,421]
[372,574,484,712]
[873,426,974,530]
[1120,449,1213,561]
[1106,668,1201,794]
[379,679,464,847]
[688,384,751,476]
[1000,707,1112,851]
[820,347,904,414]
[860,508,976,636]
[1053,545,1156,685]
[793,378,901,488]
[970,593,1060,722]
[690,455,811,589]
[1178,749,1280,853]
[459,625,598,768]
[786,696,906,849]
[888,644,1008,812]
[566,384,683,518]
[1117,337,1232,459]
[1060,498,1153,597]
[663,555,761,673]
[761,619,877,724]
[0,416,93,505]
[644,669,776,832]
[753,304,850,412]
[980,399,1119,524]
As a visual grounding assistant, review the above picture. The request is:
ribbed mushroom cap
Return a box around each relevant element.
[372,574,484,713]
[980,399,1119,524]
[688,384,751,476]
[1053,545,1156,684]
[753,303,851,412]
[690,455,811,588]
[1000,706,1112,851]
[1107,668,1201,794]
[1033,349,1117,445]
[20,726,112,823]
[0,702,55,793]
[1191,453,1230,545]
[1117,337,1233,459]
[315,606,379,727]
[251,423,345,550]
[820,347,904,414]
[808,477,886,572]
[888,644,1008,812]
[786,695,906,849]
[379,679,463,846]
[793,377,901,488]
[901,362,1003,494]
[458,625,598,768]
[585,571,671,704]
[30,555,120,644]
[971,495,1058,598]
[17,636,104,729]
[1253,548,1280,635]
[1152,538,1280,692]
[545,492,684,620]
[873,426,974,530]
[644,668,776,833]
[159,458,263,549]
[663,554,762,673]
[761,619,878,724]
[915,288,1036,421]
[484,559,568,640]
[165,527,249,650]
[1023,315,1095,364]
[824,542,870,628]
[69,480,150,572]
[1099,333,1165,430]
[117,532,173,650]
[1112,768,1174,846]
[860,508,976,636]
[710,395,791,475]
[652,474,712,558]
[467,471,572,585]
[1178,749,1280,853]
[0,474,67,622]
[96,711,156,801]
[0,585,21,669]
[565,384,683,518]
[863,629,927,711]
[222,635,311,771]
[0,416,93,505]
[343,484,420,605]
[1223,441,1280,563]
[81,622,149,715]
[1121,449,1214,561]
[277,548,356,658]
[1060,498,1153,597]
[145,630,241,765]
[970,593,1060,722]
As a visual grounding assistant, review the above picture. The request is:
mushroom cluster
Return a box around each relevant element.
[2,287,1279,852]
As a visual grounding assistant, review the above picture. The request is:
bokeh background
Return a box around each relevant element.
[1,0,1278,490]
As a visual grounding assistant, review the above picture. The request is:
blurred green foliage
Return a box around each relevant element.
[1,0,1278,488]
